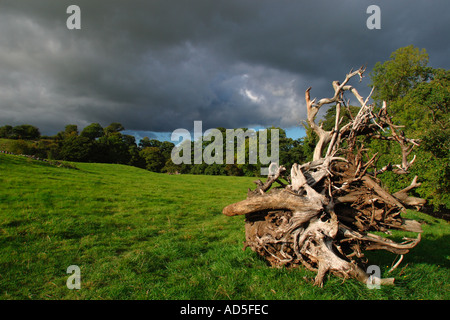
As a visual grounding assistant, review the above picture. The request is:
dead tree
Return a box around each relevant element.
[223,67,425,287]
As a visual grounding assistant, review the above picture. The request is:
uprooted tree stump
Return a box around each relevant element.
[223,67,425,287]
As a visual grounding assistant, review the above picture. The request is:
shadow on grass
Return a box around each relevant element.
[365,233,450,269]
[404,234,450,268]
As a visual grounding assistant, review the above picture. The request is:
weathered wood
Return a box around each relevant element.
[361,176,406,212]
[223,67,424,287]
[223,189,322,217]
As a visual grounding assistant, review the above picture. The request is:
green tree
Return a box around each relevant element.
[138,137,161,149]
[122,134,137,148]
[59,135,93,162]
[369,46,450,209]
[301,126,318,163]
[56,124,78,141]
[159,141,175,159]
[12,125,40,140]
[128,145,146,168]
[161,157,183,174]
[96,133,132,164]
[224,163,243,176]
[392,68,449,138]
[64,124,79,136]
[0,125,13,138]
[80,123,104,140]
[104,122,125,135]
[280,137,307,170]
[140,146,165,172]
[369,45,431,106]
[203,163,225,175]
[394,69,450,209]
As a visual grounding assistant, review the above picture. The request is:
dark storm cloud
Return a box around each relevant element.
[0,0,449,135]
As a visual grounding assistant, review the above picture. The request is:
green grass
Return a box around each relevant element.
[0,153,449,300]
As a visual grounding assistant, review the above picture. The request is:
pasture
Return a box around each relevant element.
[0,153,448,299]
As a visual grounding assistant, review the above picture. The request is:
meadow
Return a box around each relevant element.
[0,153,449,300]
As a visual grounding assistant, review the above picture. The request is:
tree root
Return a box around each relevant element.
[223,67,424,287]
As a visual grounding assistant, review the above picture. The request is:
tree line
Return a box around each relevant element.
[0,122,174,173]
[0,121,310,178]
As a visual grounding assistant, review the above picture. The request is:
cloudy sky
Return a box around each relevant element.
[0,0,449,140]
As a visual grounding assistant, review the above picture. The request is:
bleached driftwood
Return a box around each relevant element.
[223,67,424,287]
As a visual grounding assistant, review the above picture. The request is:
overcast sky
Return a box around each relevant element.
[0,0,449,139]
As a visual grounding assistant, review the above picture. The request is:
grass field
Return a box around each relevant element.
[0,153,449,300]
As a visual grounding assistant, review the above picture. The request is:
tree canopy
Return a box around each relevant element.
[369,45,431,104]
[369,46,449,209]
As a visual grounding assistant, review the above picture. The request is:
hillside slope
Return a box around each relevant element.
[0,153,449,299]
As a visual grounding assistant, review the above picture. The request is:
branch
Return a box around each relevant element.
[374,102,421,173]
[305,66,369,161]
[361,176,406,212]
[305,87,332,161]
[289,163,327,206]
[251,163,286,195]
[393,176,426,209]
[222,189,323,217]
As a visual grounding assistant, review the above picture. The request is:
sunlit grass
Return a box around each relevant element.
[0,153,449,299]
